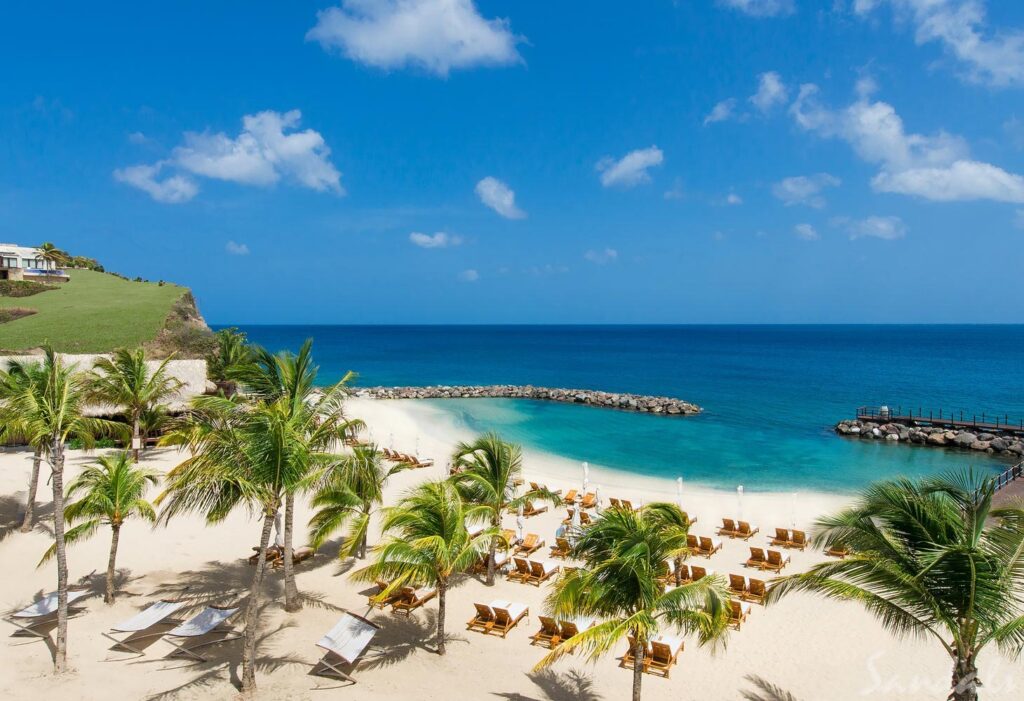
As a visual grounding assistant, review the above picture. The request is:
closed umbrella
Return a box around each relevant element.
[273,509,284,549]
[676,476,684,510]
[736,485,745,521]
[516,503,525,543]
[582,462,590,493]
[594,484,602,513]
[571,504,582,533]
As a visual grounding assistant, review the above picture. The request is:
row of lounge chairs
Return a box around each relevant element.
[562,508,593,525]
[508,557,560,586]
[367,582,439,615]
[727,574,768,604]
[467,600,530,638]
[745,547,791,572]
[769,527,808,550]
[380,448,434,468]
[717,518,760,540]
[246,544,315,568]
[659,561,714,585]
[530,615,594,648]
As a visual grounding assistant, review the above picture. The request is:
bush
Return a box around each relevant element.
[0,280,56,297]
[67,437,118,450]
[0,307,37,323]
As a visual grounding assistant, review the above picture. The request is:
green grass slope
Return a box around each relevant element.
[0,270,188,353]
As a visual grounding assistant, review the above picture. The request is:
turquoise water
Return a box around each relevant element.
[229,325,1024,493]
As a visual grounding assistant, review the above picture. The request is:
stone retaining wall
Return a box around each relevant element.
[357,385,701,416]
[835,418,1024,458]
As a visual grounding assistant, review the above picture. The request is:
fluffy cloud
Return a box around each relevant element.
[838,215,908,240]
[409,231,462,248]
[854,1,1024,87]
[475,177,525,219]
[225,241,250,255]
[308,0,522,77]
[772,173,841,208]
[726,193,743,205]
[790,83,1024,202]
[794,223,819,240]
[750,71,788,112]
[113,163,198,204]
[458,268,479,282]
[717,0,795,17]
[703,98,736,125]
[583,248,619,264]
[597,146,664,188]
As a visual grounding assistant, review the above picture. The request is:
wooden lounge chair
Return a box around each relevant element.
[690,565,710,581]
[737,521,759,540]
[620,500,635,512]
[622,635,644,668]
[531,616,561,647]
[746,547,767,569]
[528,560,560,586]
[522,501,548,517]
[686,534,699,555]
[491,603,529,638]
[789,530,808,550]
[392,587,437,616]
[164,606,241,661]
[671,562,692,584]
[6,589,90,642]
[609,497,622,509]
[562,490,578,505]
[718,518,740,538]
[559,618,593,641]
[312,612,380,684]
[368,581,403,609]
[764,549,790,573]
[579,493,597,509]
[271,546,315,569]
[680,511,697,526]
[248,544,282,565]
[645,637,684,678]
[728,574,748,598]
[102,599,185,657]
[515,534,543,556]
[467,603,496,633]
[745,578,767,605]
[826,545,850,559]
[728,599,751,630]
[770,527,790,548]
[550,537,572,559]
[579,511,593,526]
[562,508,577,525]
[501,529,518,548]
[509,557,531,583]
[696,536,723,558]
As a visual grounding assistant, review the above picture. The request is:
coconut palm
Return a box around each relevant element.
[41,451,158,603]
[535,504,731,701]
[0,347,124,672]
[89,348,182,461]
[767,470,1024,701]
[157,391,349,694]
[451,432,560,585]
[307,444,411,560]
[0,361,47,532]
[352,480,491,655]
[38,241,69,266]
[206,328,254,397]
[642,501,695,586]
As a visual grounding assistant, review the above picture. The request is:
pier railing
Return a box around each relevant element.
[857,406,1024,433]
[995,462,1024,492]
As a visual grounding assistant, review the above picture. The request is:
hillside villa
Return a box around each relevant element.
[0,243,65,281]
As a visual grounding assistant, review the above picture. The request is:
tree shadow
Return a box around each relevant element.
[491,669,602,701]
[741,674,802,701]
[0,494,54,543]
[357,609,468,670]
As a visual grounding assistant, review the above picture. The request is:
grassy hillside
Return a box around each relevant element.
[0,270,191,353]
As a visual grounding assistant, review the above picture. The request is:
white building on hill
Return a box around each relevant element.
[0,243,62,281]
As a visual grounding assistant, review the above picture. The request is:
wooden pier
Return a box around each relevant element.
[857,406,1024,437]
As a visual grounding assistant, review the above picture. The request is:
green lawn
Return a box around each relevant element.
[0,270,187,353]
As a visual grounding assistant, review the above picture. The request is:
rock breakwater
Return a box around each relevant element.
[835,419,1024,458]
[357,385,701,416]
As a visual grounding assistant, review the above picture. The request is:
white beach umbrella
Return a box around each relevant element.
[736,485,745,521]
[388,432,394,450]
[571,504,582,534]
[582,461,590,493]
[415,436,420,457]
[594,484,602,513]
[676,476,684,510]
[273,509,284,549]
[516,505,525,543]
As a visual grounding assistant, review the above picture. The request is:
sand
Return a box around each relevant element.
[0,397,1020,700]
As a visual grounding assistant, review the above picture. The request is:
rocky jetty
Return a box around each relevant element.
[835,418,1024,458]
[357,385,701,416]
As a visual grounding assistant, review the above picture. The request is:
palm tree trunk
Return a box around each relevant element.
[20,447,42,532]
[632,637,645,701]
[105,524,121,604]
[241,509,276,695]
[674,555,683,586]
[283,493,301,612]
[131,415,141,461]
[486,515,498,586]
[50,438,69,674]
[951,655,979,701]
[436,579,447,655]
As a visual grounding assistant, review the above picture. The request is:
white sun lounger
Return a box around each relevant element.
[6,589,90,640]
[313,612,381,684]
[164,606,240,661]
[102,599,185,656]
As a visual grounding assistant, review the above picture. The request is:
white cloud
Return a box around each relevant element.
[475,176,525,219]
[854,1,1024,87]
[794,223,819,240]
[113,163,198,204]
[308,0,522,77]
[839,215,908,240]
[750,71,788,112]
[409,231,462,248]
[225,240,250,255]
[458,268,479,282]
[597,146,664,188]
[663,178,685,200]
[717,0,795,17]
[127,131,149,145]
[704,98,737,125]
[726,192,743,205]
[772,173,841,207]
[790,82,1024,202]
[583,248,619,264]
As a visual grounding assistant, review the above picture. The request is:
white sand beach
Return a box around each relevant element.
[1,398,1021,700]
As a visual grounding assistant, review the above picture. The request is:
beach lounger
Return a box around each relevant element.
[579,511,592,526]
[770,528,790,548]
[686,533,699,555]
[728,599,752,630]
[491,602,529,638]
[746,547,767,569]
[528,560,560,586]
[559,617,594,642]
[368,581,403,609]
[467,603,496,633]
[312,612,380,684]
[164,606,240,661]
[737,521,759,540]
[271,546,315,569]
[522,501,548,517]
[745,578,767,605]
[718,518,739,538]
[697,536,723,558]
[690,565,712,581]
[102,599,185,656]
[550,537,572,559]
[579,493,597,509]
[622,635,645,668]
[509,557,531,583]
[728,574,748,598]
[826,545,850,559]
[680,511,697,526]
[620,500,635,512]
[764,550,790,573]
[531,615,561,647]
[789,530,808,550]
[645,637,684,678]
[5,589,90,641]
[248,544,282,565]
[563,508,576,525]
[562,490,578,505]
[515,533,543,556]
[501,529,519,548]
[672,563,692,584]
[392,586,437,616]
[609,497,622,509]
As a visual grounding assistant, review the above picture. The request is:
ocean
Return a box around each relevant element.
[224,325,1024,493]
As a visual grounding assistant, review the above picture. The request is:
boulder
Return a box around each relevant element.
[969,440,991,451]
[978,433,995,442]
[927,433,948,446]
[885,433,899,441]
[990,438,1009,452]
[953,432,978,447]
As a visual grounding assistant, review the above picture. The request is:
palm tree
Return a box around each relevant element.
[38,241,69,266]
[767,471,1024,701]
[451,432,559,585]
[535,504,731,701]
[0,361,47,532]
[41,451,158,603]
[0,347,124,673]
[158,391,348,694]
[89,348,182,461]
[351,480,491,655]
[206,328,254,397]
[308,444,411,560]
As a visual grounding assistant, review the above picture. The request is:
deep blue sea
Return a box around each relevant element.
[224,325,1024,493]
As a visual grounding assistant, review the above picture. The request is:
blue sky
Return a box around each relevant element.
[3,0,1024,324]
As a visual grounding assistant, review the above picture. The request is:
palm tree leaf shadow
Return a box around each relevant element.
[491,668,602,701]
[741,674,802,701]
[357,610,468,669]
[0,494,54,542]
